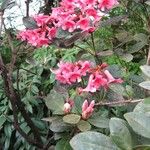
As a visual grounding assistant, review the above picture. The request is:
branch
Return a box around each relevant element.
[0,54,43,148]
[147,42,150,66]
[2,24,43,146]
[43,136,54,150]
[3,24,17,73]
[25,0,30,17]
[43,0,54,14]
[11,92,43,148]
[95,99,143,107]
[0,11,3,37]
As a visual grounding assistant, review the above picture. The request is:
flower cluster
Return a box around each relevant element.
[79,69,123,93]
[18,0,118,47]
[51,61,91,84]
[52,61,123,93]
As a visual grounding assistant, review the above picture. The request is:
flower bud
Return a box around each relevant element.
[81,100,95,120]
[64,102,71,114]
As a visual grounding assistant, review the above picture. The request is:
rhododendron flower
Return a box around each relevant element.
[98,0,118,11]
[76,18,90,30]
[82,100,95,119]
[47,27,57,40]
[62,20,76,32]
[18,29,49,47]
[86,8,100,21]
[51,61,91,84]
[78,72,108,93]
[78,63,123,93]
[19,0,118,47]
[34,15,51,27]
[104,70,123,84]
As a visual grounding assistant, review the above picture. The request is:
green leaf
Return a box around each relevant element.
[134,33,148,44]
[108,65,123,78]
[114,49,133,62]
[42,117,58,122]
[73,96,85,114]
[88,116,109,128]
[124,112,150,139]
[31,85,39,94]
[4,124,12,138]
[50,73,55,83]
[22,17,38,29]
[32,118,46,130]
[63,114,81,124]
[133,99,150,116]
[109,84,125,96]
[120,53,133,62]
[20,122,30,134]
[45,90,64,115]
[144,97,150,104]
[50,118,71,132]
[56,28,70,38]
[70,131,120,150]
[129,42,146,54]
[145,1,150,5]
[139,81,150,90]
[133,145,150,150]
[77,120,91,132]
[125,85,134,98]
[1,0,16,11]
[109,118,132,150]
[0,115,6,129]
[55,138,72,150]
[140,65,150,78]
[115,31,128,42]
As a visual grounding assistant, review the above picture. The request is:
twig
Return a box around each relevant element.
[91,33,96,53]
[16,68,20,95]
[0,54,43,148]
[74,44,95,56]
[147,47,150,65]
[20,67,37,75]
[11,93,42,148]
[3,23,17,73]
[3,24,43,145]
[25,0,30,17]
[95,99,143,106]
[0,11,4,37]
[43,0,54,14]
[43,136,54,150]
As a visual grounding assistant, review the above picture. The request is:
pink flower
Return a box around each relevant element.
[51,61,91,85]
[76,18,90,31]
[82,100,95,119]
[47,27,57,40]
[62,20,76,32]
[18,29,49,47]
[98,0,118,11]
[104,70,123,84]
[18,0,119,47]
[78,63,123,93]
[78,73,107,93]
[76,61,91,76]
[86,8,99,20]
[34,15,51,27]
